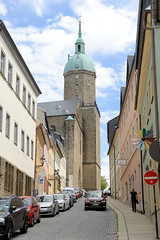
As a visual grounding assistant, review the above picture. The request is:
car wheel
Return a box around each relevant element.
[20,217,28,234]
[57,206,59,215]
[5,222,13,240]
[52,208,55,217]
[85,207,87,211]
[31,215,34,227]
[37,213,41,223]
[62,204,65,212]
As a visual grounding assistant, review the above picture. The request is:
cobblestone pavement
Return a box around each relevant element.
[13,197,117,240]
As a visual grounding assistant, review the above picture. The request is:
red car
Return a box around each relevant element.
[84,190,106,211]
[20,196,41,226]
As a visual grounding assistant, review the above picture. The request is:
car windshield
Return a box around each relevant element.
[87,191,102,198]
[37,195,52,202]
[0,199,10,211]
[22,198,31,207]
[62,191,71,196]
[54,195,64,200]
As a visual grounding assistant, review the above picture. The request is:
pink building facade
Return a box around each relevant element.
[118,57,142,210]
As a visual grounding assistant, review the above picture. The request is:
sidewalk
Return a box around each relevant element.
[107,197,158,240]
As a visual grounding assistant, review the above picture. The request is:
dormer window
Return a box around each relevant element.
[78,45,81,52]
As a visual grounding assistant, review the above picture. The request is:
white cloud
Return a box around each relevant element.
[95,62,118,89]
[101,110,119,124]
[0,0,7,15]
[4,0,138,103]
[70,0,138,55]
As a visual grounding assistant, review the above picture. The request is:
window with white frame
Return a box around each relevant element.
[136,118,138,132]
[129,135,131,154]
[32,100,35,118]
[16,75,20,96]
[31,140,34,159]
[8,62,13,86]
[0,106,2,131]
[14,122,18,145]
[26,136,29,156]
[0,50,5,75]
[22,85,26,105]
[21,130,25,151]
[5,113,10,138]
[27,93,31,112]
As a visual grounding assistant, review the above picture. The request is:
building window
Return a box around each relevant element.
[22,85,26,105]
[4,162,14,193]
[32,100,35,118]
[136,118,138,132]
[0,51,5,75]
[25,176,31,196]
[8,62,13,86]
[16,75,20,96]
[27,136,29,156]
[129,135,131,154]
[16,170,23,196]
[5,113,10,138]
[21,130,25,152]
[27,93,31,112]
[14,122,18,145]
[31,140,34,159]
[131,84,133,101]
[0,106,2,131]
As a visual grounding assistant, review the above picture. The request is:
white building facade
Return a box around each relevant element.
[0,20,41,196]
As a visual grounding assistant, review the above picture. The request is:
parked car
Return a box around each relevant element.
[0,196,28,240]
[61,191,74,207]
[54,194,70,211]
[19,196,41,226]
[84,190,106,211]
[36,195,59,216]
[62,188,76,202]
[74,187,82,197]
[61,192,74,208]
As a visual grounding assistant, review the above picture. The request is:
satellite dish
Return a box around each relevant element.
[149,140,160,162]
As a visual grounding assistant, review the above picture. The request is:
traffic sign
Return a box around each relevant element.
[39,178,43,184]
[144,171,158,185]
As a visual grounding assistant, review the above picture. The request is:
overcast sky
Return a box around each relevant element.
[0,0,139,183]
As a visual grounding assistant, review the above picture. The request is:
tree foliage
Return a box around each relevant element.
[101,176,108,190]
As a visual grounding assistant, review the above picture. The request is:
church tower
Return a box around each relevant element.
[64,19,101,190]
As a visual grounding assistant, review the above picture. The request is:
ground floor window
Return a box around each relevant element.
[16,170,23,196]
[25,176,31,196]
[4,162,14,193]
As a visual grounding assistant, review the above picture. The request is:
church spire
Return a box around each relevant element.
[78,15,82,38]
[75,16,85,54]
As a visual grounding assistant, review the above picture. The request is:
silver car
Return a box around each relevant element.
[36,194,59,216]
[54,194,70,211]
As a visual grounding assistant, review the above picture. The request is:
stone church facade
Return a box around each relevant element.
[38,20,101,191]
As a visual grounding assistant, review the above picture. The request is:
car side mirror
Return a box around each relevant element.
[12,206,16,211]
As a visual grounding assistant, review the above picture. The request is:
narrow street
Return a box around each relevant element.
[14,198,117,240]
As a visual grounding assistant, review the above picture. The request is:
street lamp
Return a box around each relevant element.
[36,155,45,168]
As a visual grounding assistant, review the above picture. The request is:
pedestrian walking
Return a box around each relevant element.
[130,188,137,212]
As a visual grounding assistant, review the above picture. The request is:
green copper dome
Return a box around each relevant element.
[64,19,95,74]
